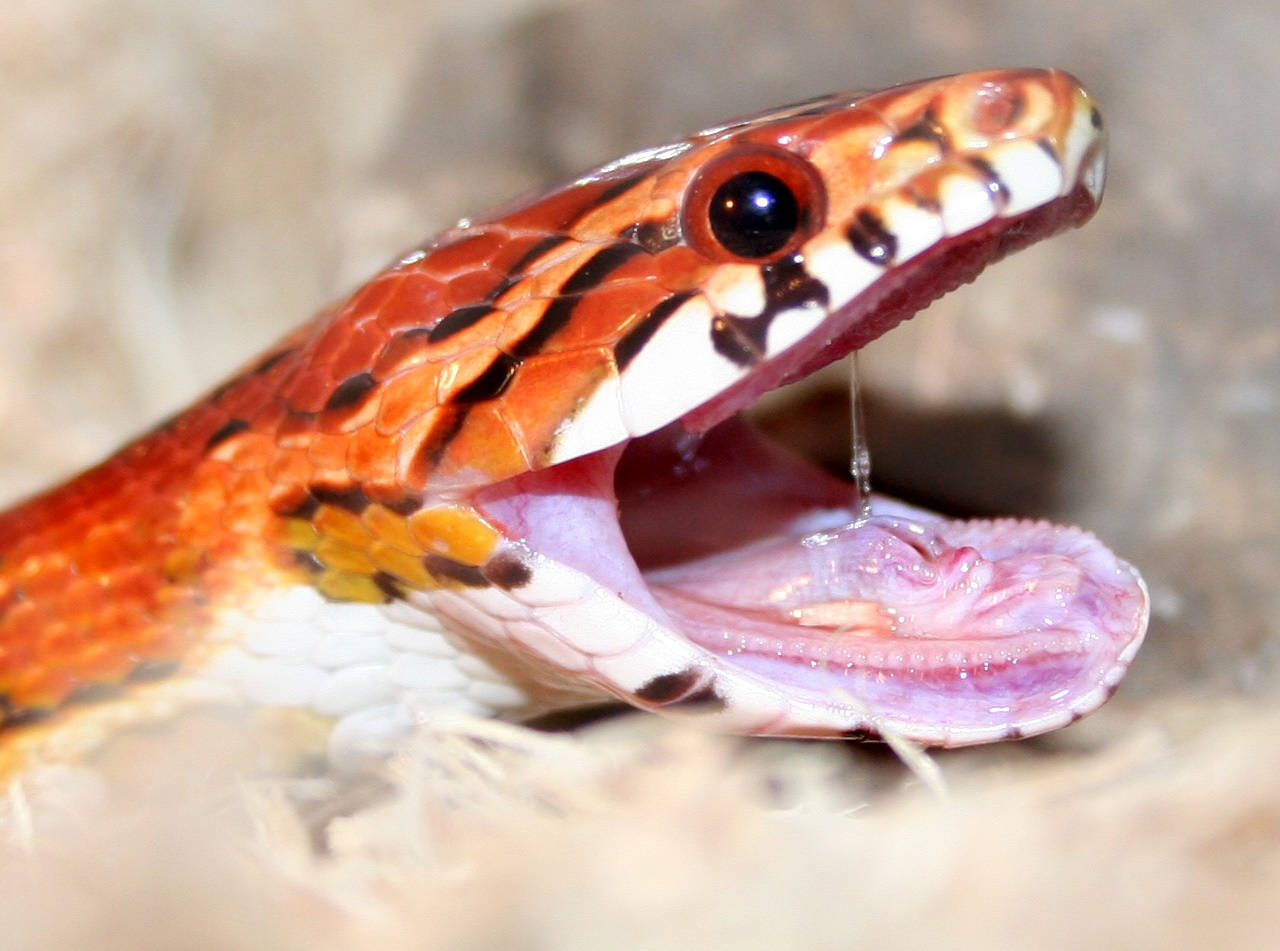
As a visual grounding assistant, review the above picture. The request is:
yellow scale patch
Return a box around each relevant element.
[283,501,502,603]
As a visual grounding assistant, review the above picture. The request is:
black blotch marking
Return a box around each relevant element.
[422,553,488,588]
[308,483,370,514]
[427,305,496,343]
[592,170,649,207]
[635,668,701,704]
[383,495,424,517]
[292,550,325,574]
[968,156,1011,208]
[708,256,829,367]
[671,684,725,711]
[846,209,897,266]
[251,347,299,376]
[0,700,53,731]
[508,234,570,276]
[840,727,883,742]
[410,404,467,473]
[615,292,695,370]
[710,315,761,367]
[522,703,632,732]
[623,219,678,254]
[896,110,947,147]
[65,682,123,706]
[208,346,300,403]
[508,296,577,359]
[761,255,829,317]
[278,494,319,520]
[126,659,181,683]
[325,371,377,411]
[1090,107,1102,129]
[1036,138,1060,165]
[482,552,533,589]
[372,570,404,599]
[562,243,645,295]
[449,352,519,403]
[204,418,250,451]
[1004,726,1026,741]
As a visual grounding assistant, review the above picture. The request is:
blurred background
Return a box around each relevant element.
[1,1,1277,947]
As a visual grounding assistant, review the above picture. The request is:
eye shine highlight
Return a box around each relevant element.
[709,171,800,258]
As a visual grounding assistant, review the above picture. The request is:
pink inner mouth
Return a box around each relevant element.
[473,187,1148,742]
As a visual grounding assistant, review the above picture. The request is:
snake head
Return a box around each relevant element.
[285,68,1137,748]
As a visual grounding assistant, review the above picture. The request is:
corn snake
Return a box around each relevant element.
[0,68,1147,779]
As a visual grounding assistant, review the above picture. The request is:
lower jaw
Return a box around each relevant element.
[474,411,1148,742]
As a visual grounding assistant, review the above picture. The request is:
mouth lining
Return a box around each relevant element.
[471,185,1148,744]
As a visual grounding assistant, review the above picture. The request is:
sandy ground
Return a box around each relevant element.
[1,1,1277,948]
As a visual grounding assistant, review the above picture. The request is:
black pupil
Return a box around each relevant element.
[708,171,800,258]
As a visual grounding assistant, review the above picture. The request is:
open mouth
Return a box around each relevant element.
[470,187,1149,746]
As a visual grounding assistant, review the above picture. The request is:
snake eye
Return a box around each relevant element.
[682,146,825,262]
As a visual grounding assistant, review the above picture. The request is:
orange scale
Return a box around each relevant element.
[373,364,441,436]
[339,273,403,325]
[570,187,666,241]
[432,402,530,485]
[247,397,289,437]
[486,232,570,275]
[318,394,379,437]
[275,411,322,447]
[219,431,275,472]
[326,320,392,387]
[522,247,605,298]
[422,230,508,278]
[500,349,615,460]
[184,467,231,516]
[445,270,506,309]
[265,447,312,491]
[314,504,373,548]
[500,175,645,233]
[654,245,714,292]
[306,432,352,471]
[344,429,399,486]
[436,346,515,405]
[534,283,668,354]
[492,299,555,353]
[6,665,76,710]
[223,501,271,536]
[375,272,448,333]
[372,328,434,379]
[226,467,272,503]
[76,643,138,684]
[280,368,340,415]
